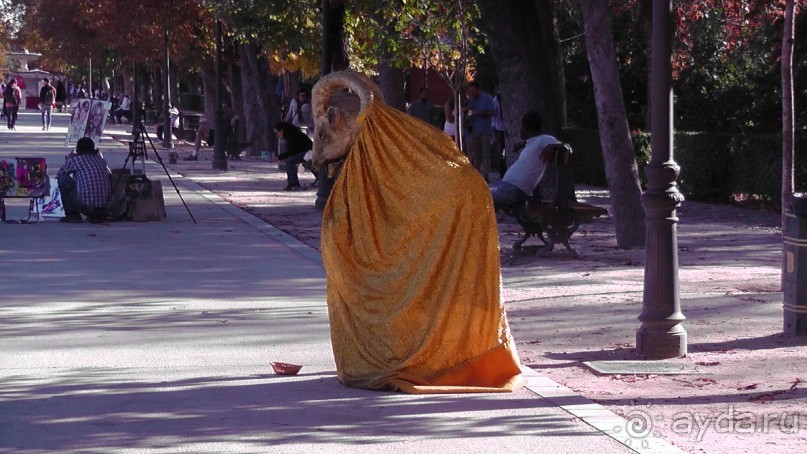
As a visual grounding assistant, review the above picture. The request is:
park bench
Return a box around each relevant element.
[503,142,608,258]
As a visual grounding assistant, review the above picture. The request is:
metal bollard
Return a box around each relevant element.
[783,194,807,335]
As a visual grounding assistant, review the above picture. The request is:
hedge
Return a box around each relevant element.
[560,128,807,207]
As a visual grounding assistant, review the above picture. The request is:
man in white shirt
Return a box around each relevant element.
[284,88,314,137]
[114,95,132,124]
[490,111,560,213]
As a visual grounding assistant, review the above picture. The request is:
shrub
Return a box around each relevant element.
[560,128,807,206]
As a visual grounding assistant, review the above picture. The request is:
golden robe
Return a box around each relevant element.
[321,102,522,393]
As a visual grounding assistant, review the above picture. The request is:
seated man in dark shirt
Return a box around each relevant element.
[274,121,315,191]
[56,137,112,224]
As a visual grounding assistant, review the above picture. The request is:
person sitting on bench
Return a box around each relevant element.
[56,137,112,224]
[490,111,560,213]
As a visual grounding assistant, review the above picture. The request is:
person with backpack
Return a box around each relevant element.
[4,79,22,130]
[39,78,57,130]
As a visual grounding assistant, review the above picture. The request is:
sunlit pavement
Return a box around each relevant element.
[0,111,678,453]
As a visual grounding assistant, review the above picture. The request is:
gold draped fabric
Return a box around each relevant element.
[321,102,522,393]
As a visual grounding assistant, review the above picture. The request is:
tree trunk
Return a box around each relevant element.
[580,0,645,248]
[229,60,246,145]
[373,2,406,111]
[782,0,795,228]
[201,66,216,125]
[239,42,265,156]
[378,64,406,111]
[257,45,280,155]
[476,0,566,164]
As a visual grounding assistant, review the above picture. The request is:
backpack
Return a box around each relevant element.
[41,86,54,103]
[4,86,17,105]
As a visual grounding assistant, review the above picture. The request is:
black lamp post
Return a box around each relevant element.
[637,0,687,358]
[163,29,173,149]
[212,18,227,170]
[315,0,333,211]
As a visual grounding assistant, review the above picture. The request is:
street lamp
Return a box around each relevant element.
[637,0,687,359]
[315,0,333,210]
[163,28,173,149]
[211,18,227,170]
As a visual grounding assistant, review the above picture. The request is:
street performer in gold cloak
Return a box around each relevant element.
[311,71,522,393]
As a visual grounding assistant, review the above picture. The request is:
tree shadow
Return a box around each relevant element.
[0,371,602,451]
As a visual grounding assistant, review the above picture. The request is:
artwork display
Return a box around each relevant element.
[66,99,111,145]
[83,100,112,145]
[39,176,64,218]
[0,158,49,198]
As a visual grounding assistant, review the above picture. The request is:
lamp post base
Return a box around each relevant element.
[636,327,687,359]
[212,157,228,170]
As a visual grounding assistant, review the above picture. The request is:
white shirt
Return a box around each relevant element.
[285,98,314,130]
[502,134,561,195]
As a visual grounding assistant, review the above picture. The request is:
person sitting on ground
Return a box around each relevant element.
[490,111,560,213]
[186,101,238,161]
[114,94,132,124]
[275,121,315,191]
[56,137,112,224]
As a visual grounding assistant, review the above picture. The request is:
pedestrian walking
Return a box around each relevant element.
[40,77,57,130]
[4,79,22,130]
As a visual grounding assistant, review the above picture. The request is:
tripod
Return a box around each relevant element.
[110,118,197,223]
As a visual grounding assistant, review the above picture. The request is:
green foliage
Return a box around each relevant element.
[563,128,807,207]
[209,0,321,74]
[675,132,735,203]
[558,129,607,186]
[345,0,484,84]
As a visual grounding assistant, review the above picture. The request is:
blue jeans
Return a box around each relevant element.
[42,104,53,129]
[57,173,107,219]
[6,105,18,128]
[490,181,527,212]
[285,152,307,187]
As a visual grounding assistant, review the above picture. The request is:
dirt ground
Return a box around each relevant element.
[163,145,806,453]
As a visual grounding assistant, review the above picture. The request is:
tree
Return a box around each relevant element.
[392,0,481,150]
[579,0,645,248]
[476,0,566,156]
[209,0,321,155]
[782,0,798,228]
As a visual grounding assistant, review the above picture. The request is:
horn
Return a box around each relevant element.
[311,70,385,119]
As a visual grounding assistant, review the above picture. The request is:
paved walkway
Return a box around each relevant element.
[0,112,683,453]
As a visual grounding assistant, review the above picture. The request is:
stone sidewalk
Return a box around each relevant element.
[0,113,684,453]
[149,124,806,453]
